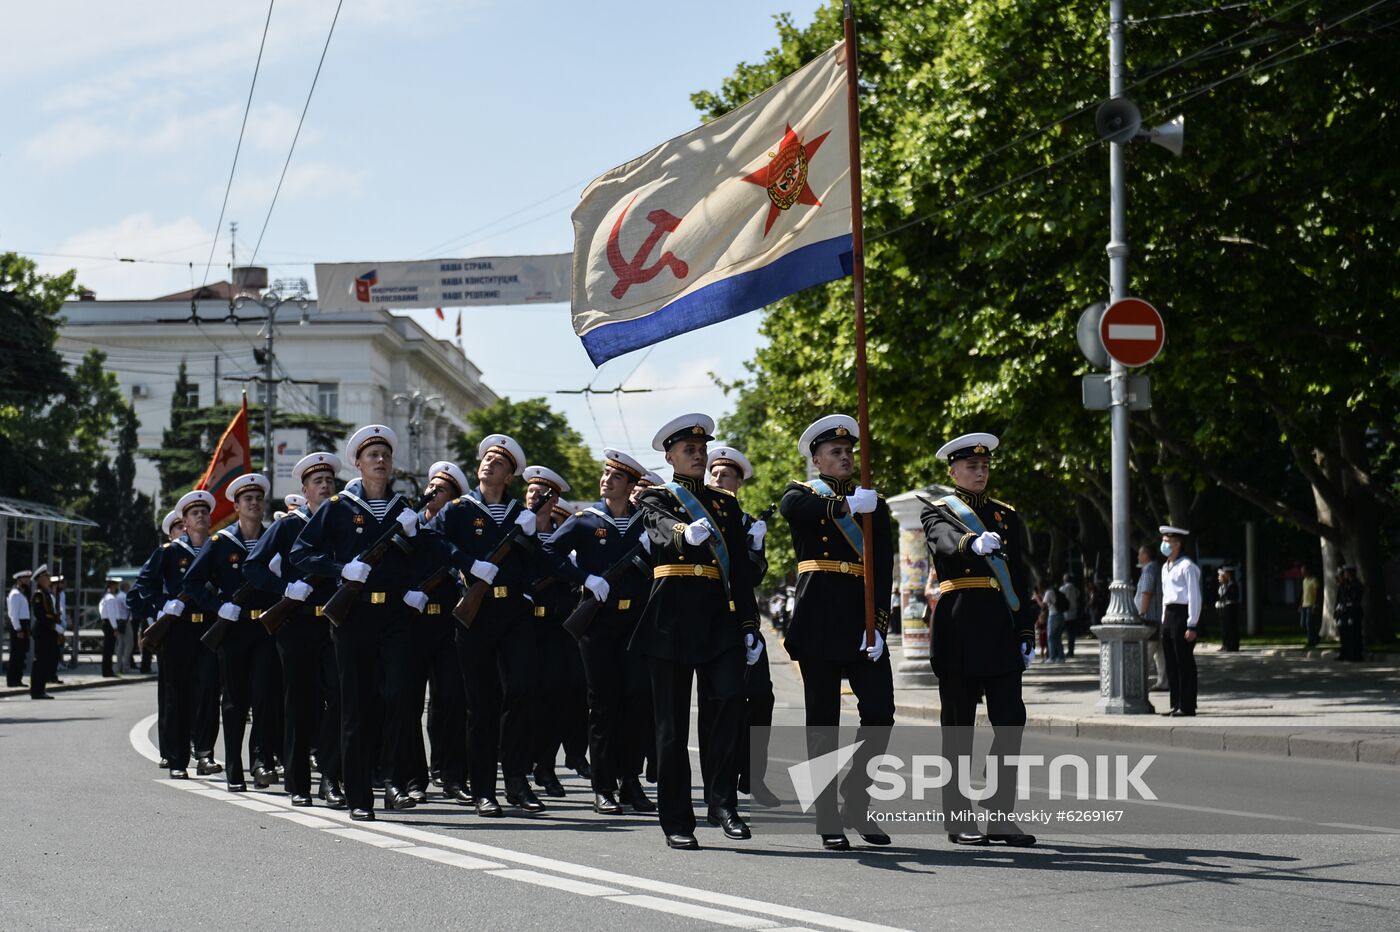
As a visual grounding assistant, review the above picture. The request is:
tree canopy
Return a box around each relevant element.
[452,396,604,500]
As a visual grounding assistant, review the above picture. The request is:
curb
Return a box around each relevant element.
[0,673,157,700]
[893,700,1400,767]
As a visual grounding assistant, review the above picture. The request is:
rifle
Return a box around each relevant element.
[404,565,460,615]
[258,575,328,635]
[322,491,435,626]
[453,491,557,630]
[562,541,650,641]
[140,591,196,653]
[200,581,258,652]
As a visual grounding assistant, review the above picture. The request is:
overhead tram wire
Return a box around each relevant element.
[199,0,275,294]
[412,174,598,259]
[246,0,345,271]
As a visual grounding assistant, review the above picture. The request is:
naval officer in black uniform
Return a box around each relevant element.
[921,433,1036,847]
[635,414,760,850]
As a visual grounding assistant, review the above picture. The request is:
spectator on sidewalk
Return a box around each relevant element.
[1059,574,1081,658]
[1335,566,1365,662]
[99,578,123,677]
[1044,579,1066,662]
[1033,587,1048,661]
[7,569,32,688]
[1159,526,1201,717]
[1136,546,1166,690]
[1300,565,1321,647]
[1216,567,1241,652]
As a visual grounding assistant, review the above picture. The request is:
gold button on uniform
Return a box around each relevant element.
[692,564,705,577]
[839,561,851,574]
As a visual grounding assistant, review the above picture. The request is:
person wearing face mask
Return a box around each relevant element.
[1158,525,1201,717]
[921,433,1037,848]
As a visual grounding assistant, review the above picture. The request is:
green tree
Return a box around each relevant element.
[452,397,603,498]
[91,405,158,566]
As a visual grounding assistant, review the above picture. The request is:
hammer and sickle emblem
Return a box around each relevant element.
[606,194,689,299]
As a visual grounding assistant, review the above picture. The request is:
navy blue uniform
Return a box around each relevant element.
[132,536,207,770]
[527,522,589,785]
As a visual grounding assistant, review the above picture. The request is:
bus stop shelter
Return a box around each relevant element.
[0,496,100,669]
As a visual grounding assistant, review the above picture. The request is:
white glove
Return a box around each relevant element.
[268,552,283,578]
[396,509,419,538]
[284,580,313,602]
[683,519,712,546]
[218,602,241,622]
[515,510,537,536]
[470,560,499,584]
[584,575,610,602]
[860,630,886,662]
[847,487,878,515]
[161,599,184,618]
[341,558,371,583]
[747,519,767,550]
[639,533,651,554]
[403,590,429,612]
[745,631,764,666]
[970,531,1002,556]
[1021,640,1034,670]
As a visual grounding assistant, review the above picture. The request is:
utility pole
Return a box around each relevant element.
[235,281,309,484]
[392,390,445,485]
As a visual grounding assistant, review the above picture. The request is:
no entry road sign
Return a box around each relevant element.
[1099,298,1164,367]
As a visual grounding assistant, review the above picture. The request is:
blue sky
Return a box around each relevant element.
[3,0,826,467]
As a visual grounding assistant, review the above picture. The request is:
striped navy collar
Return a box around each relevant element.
[340,487,404,518]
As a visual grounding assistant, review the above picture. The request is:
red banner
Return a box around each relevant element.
[197,397,252,530]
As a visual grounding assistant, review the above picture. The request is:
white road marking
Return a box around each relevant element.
[610,894,780,929]
[226,798,283,813]
[323,827,412,847]
[272,811,341,829]
[397,845,502,870]
[487,868,622,896]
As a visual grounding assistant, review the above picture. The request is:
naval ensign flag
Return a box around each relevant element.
[571,42,852,365]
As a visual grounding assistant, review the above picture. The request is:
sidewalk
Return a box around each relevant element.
[890,639,1400,766]
[0,657,156,699]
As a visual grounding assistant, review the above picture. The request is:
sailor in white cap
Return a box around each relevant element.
[631,469,664,506]
[921,432,1037,847]
[633,413,760,850]
[6,568,32,689]
[292,425,435,821]
[427,432,548,816]
[27,566,60,699]
[780,414,894,849]
[1158,525,1200,716]
[542,449,656,814]
[245,451,345,807]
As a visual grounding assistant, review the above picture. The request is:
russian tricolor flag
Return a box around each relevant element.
[570,43,852,366]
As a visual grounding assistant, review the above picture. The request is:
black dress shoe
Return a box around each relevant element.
[666,833,700,850]
[197,756,224,776]
[349,808,375,822]
[31,693,55,700]
[822,834,851,851]
[987,832,1037,847]
[593,792,623,815]
[227,781,247,793]
[707,808,752,840]
[290,794,313,807]
[859,831,892,846]
[748,784,781,808]
[168,769,189,780]
[1171,710,1196,717]
[534,771,567,797]
[159,758,170,769]
[251,765,275,789]
[275,763,286,779]
[619,777,656,813]
[949,831,989,845]
[505,776,547,813]
[566,755,592,780]
[475,797,504,818]
[384,784,418,811]
[407,787,428,805]
[1162,708,1178,716]
[319,780,348,810]
[443,784,473,804]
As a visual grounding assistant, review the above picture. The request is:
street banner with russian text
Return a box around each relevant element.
[313,254,571,313]
[571,42,852,365]
[197,398,252,530]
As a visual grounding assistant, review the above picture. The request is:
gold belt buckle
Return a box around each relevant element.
[617,599,631,610]
[728,600,736,612]
[426,604,441,615]
[314,606,326,616]
[370,592,386,605]
[493,586,508,599]
[534,606,547,618]
[989,577,1001,591]
[249,609,264,620]
[839,560,851,574]
[190,613,204,623]
[691,564,705,577]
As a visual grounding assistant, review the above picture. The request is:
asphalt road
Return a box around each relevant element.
[3,675,1399,931]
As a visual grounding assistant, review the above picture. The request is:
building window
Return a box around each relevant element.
[183,384,200,408]
[317,382,339,419]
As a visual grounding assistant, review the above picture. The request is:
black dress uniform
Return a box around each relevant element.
[428,488,540,810]
[29,585,60,699]
[1336,571,1365,662]
[1216,573,1241,652]
[529,521,590,793]
[132,537,205,772]
[184,525,282,789]
[636,468,759,844]
[291,481,431,816]
[245,506,343,803]
[543,502,654,807]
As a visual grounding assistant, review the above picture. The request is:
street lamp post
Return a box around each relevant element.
[392,390,445,486]
[235,281,310,484]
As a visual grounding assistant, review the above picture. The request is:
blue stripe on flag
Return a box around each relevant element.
[580,234,853,365]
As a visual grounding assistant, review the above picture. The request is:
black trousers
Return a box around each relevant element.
[456,600,536,798]
[157,623,200,769]
[649,646,745,836]
[1219,604,1240,652]
[579,618,652,793]
[30,626,58,698]
[332,600,422,811]
[799,652,895,833]
[938,669,1026,831]
[6,629,28,686]
[276,612,340,796]
[192,640,221,756]
[102,625,117,676]
[217,621,281,783]
[137,620,153,673]
[531,620,588,776]
[410,612,467,791]
[699,639,778,799]
[1338,615,1364,661]
[1162,604,1198,714]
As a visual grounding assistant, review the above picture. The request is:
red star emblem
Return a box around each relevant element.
[740,123,831,236]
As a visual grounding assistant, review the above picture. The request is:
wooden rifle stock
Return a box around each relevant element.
[259,575,327,635]
[562,541,650,641]
[141,594,190,652]
[405,566,455,615]
[323,491,434,626]
[453,493,556,630]
[200,582,257,651]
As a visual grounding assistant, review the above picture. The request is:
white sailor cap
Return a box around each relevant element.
[936,432,999,463]
[640,470,665,487]
[13,568,32,580]
[707,445,754,480]
[477,434,526,477]
[346,424,397,462]
[33,564,50,578]
[293,451,341,486]
[652,413,715,452]
[522,465,571,494]
[176,489,216,516]
[272,510,288,522]
[1159,525,1190,536]
[602,448,646,481]
[798,414,859,460]
[161,510,182,537]
[427,460,470,496]
[106,576,122,585]
[225,472,270,502]
[284,493,307,510]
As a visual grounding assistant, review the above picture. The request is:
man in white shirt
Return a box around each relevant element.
[1058,574,1081,657]
[1158,526,1201,717]
[99,578,123,677]
[6,569,33,687]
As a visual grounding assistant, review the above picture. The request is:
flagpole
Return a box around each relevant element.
[842,0,877,649]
